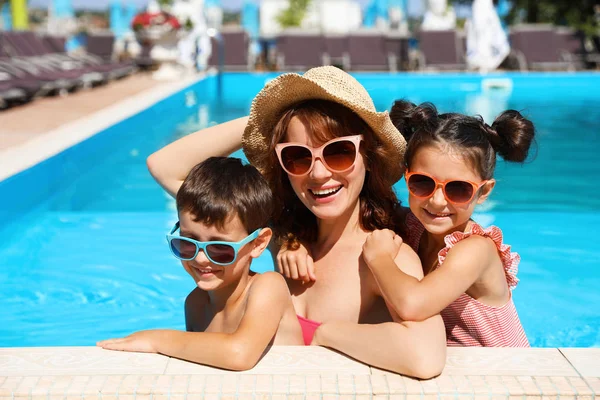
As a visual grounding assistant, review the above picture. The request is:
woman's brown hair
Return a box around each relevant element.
[255,100,405,247]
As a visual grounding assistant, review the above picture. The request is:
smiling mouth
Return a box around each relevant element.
[309,186,343,199]
[424,209,452,218]
[193,266,221,275]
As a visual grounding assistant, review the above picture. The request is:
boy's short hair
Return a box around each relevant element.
[177,157,273,233]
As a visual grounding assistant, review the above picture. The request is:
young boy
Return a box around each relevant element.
[97,157,304,370]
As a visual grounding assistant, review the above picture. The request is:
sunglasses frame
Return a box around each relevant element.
[275,134,364,176]
[166,222,261,265]
[405,171,489,205]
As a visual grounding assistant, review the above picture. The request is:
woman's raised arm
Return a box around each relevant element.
[146,116,249,197]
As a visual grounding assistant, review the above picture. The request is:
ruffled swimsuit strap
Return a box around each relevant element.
[438,222,520,290]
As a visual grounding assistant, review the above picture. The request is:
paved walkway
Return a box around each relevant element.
[0,72,204,182]
[0,73,161,151]
[0,347,598,398]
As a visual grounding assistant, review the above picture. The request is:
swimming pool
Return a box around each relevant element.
[1,72,598,348]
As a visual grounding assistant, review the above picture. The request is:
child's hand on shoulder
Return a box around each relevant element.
[277,241,316,282]
[362,229,403,266]
[97,330,161,353]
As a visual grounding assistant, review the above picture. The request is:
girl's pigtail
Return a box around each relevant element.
[390,100,439,142]
[488,110,535,163]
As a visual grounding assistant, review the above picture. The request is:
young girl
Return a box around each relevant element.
[361,100,534,347]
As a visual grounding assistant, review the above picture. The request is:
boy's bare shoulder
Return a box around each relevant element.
[248,272,290,300]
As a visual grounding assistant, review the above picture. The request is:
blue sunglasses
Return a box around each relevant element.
[166,222,261,265]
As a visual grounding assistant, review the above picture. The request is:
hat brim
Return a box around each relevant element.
[243,72,406,183]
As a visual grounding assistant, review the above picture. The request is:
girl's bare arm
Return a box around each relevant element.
[146,116,249,197]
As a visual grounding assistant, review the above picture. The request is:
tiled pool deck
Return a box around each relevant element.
[0,347,599,398]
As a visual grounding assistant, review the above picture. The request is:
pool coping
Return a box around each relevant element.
[0,346,598,398]
[0,73,207,183]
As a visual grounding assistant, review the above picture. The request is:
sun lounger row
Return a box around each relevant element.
[0,31,137,110]
[207,24,593,73]
[207,27,410,72]
[414,25,595,72]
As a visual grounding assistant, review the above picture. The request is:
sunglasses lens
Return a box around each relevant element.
[170,238,198,260]
[280,146,313,175]
[206,244,236,264]
[445,181,474,203]
[323,140,357,172]
[408,174,436,197]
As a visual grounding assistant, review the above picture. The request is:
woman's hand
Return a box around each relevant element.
[277,242,316,282]
[362,229,403,267]
[97,330,161,353]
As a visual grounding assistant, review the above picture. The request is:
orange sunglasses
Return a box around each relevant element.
[405,171,488,205]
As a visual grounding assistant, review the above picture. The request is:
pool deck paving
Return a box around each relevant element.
[0,71,205,182]
[0,346,599,398]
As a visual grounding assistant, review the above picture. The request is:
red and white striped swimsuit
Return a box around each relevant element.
[406,213,530,347]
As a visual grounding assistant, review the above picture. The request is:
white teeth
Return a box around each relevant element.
[311,186,341,196]
[198,268,214,273]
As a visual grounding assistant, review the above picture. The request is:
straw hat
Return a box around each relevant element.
[242,66,406,183]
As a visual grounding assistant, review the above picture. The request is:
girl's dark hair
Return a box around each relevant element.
[390,100,535,179]
[258,100,404,246]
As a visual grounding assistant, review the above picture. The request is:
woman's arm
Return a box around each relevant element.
[367,234,496,321]
[146,116,249,197]
[313,244,447,379]
[97,272,292,371]
[312,318,446,379]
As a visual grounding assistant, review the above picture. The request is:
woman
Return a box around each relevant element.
[147,66,446,378]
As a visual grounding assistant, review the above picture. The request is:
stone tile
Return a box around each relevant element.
[385,374,408,394]
[237,375,257,393]
[164,346,370,375]
[516,376,542,396]
[0,376,24,396]
[432,375,456,393]
[401,376,423,395]
[370,374,389,395]
[337,374,355,394]
[354,375,372,395]
[0,347,168,376]
[442,347,579,376]
[560,348,600,377]
[499,375,526,396]
[305,374,321,393]
[29,376,55,396]
[448,375,474,395]
[187,375,207,394]
[584,377,600,393]
[565,376,595,397]
[170,375,190,394]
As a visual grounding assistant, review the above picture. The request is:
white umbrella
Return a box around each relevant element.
[466,0,510,72]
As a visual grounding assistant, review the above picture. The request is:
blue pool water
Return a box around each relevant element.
[1,73,599,348]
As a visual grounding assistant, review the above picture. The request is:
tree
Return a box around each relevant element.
[276,0,311,28]
[450,0,598,35]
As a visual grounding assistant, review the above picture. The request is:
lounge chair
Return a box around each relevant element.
[554,27,588,70]
[0,81,28,108]
[347,30,396,71]
[276,29,325,71]
[39,33,134,80]
[509,25,574,71]
[208,27,254,71]
[1,31,106,87]
[415,29,466,71]
[323,34,349,69]
[385,32,410,71]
